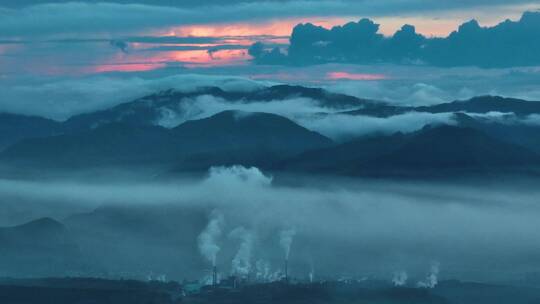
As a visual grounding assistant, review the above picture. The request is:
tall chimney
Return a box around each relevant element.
[212,265,217,287]
[284,259,289,283]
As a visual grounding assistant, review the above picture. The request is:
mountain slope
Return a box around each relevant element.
[278,133,407,174]
[342,96,540,118]
[1,111,333,171]
[0,113,62,150]
[0,123,175,167]
[281,125,540,177]
[63,205,208,279]
[453,112,540,153]
[0,217,70,246]
[417,96,540,115]
[171,110,333,169]
[63,85,371,131]
[0,218,81,276]
[369,126,539,170]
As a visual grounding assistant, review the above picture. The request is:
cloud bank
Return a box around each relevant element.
[0,1,536,39]
[251,11,540,68]
[0,74,265,120]
[3,71,540,142]
[2,165,540,281]
[150,93,458,141]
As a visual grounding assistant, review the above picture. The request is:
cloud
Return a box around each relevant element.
[0,3,190,38]
[464,111,540,127]
[296,111,457,141]
[155,95,335,128]
[126,36,224,44]
[151,92,458,141]
[523,114,540,126]
[1,2,538,76]
[3,69,540,141]
[248,42,288,65]
[205,165,273,188]
[2,166,540,281]
[326,71,387,81]
[1,0,534,9]
[250,11,540,68]
[0,74,265,120]
[325,81,459,106]
[110,40,129,53]
[320,65,540,106]
[0,1,537,39]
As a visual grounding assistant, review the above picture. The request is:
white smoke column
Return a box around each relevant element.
[392,271,408,286]
[269,270,284,282]
[229,226,255,277]
[197,210,225,267]
[255,259,271,282]
[417,262,440,288]
[280,228,296,260]
[206,166,273,188]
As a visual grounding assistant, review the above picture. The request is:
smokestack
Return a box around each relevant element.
[198,210,224,288]
[284,259,288,283]
[279,228,296,283]
[213,265,218,287]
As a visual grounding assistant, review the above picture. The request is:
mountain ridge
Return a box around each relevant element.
[278,125,540,177]
[1,110,333,171]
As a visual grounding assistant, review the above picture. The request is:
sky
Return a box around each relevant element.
[2,2,540,281]
[1,0,539,75]
[1,0,540,119]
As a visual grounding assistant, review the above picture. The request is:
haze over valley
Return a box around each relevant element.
[2,1,540,303]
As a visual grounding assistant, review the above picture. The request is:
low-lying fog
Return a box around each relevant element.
[1,166,540,284]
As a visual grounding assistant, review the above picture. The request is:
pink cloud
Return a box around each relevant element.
[327,71,387,81]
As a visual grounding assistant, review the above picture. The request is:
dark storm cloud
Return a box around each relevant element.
[0,36,225,45]
[0,1,538,38]
[110,40,128,53]
[0,0,291,8]
[250,11,540,68]
[0,0,535,10]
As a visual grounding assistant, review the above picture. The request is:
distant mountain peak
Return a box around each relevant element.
[13,217,66,232]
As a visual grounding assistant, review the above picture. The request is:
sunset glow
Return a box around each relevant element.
[4,5,537,76]
[88,48,250,73]
[161,14,505,41]
[327,72,387,81]
[164,17,352,38]
[83,15,500,74]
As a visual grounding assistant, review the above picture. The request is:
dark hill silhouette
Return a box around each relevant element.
[1,110,332,171]
[170,110,332,170]
[280,125,540,177]
[0,113,62,150]
[0,218,81,276]
[0,123,175,167]
[343,96,540,118]
[417,96,540,115]
[453,112,540,154]
[0,217,73,249]
[369,126,539,170]
[63,85,370,131]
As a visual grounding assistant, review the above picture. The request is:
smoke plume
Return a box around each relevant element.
[197,210,225,267]
[280,228,296,260]
[255,259,271,282]
[229,226,255,277]
[417,262,440,288]
[392,271,408,286]
[309,264,315,283]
